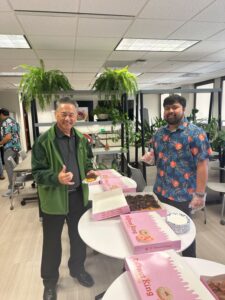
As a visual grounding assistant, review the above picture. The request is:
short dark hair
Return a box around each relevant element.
[0,108,10,116]
[55,97,78,110]
[163,94,186,108]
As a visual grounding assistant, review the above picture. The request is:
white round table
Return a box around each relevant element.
[78,204,196,259]
[102,257,225,300]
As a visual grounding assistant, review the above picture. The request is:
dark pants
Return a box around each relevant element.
[156,194,196,258]
[41,189,87,288]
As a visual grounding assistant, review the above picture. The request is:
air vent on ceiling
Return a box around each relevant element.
[180,73,201,77]
[104,60,134,68]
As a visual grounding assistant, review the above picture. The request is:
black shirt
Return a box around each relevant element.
[55,126,81,191]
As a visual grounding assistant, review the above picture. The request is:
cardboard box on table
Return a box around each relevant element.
[125,250,216,300]
[101,176,136,193]
[92,188,130,221]
[120,211,181,254]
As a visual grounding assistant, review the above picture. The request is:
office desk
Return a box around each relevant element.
[102,257,225,300]
[78,204,196,259]
[92,147,124,156]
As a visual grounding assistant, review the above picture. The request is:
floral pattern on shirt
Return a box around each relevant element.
[153,118,212,202]
[1,117,21,152]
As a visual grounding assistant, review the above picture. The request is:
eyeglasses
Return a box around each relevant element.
[60,112,76,118]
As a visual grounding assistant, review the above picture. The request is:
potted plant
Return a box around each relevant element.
[93,103,111,120]
[18,59,72,110]
[92,66,138,104]
[92,66,138,147]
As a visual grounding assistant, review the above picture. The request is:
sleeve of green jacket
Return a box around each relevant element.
[32,139,60,186]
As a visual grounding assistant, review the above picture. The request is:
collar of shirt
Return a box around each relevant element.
[55,125,75,138]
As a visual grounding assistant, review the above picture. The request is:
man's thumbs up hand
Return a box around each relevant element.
[58,165,74,185]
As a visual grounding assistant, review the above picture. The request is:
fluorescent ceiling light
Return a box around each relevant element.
[0,72,25,76]
[116,38,199,52]
[0,35,30,48]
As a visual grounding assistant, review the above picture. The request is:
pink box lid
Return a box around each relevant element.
[120,211,181,253]
[125,250,216,300]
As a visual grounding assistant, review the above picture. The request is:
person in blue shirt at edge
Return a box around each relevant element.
[32,97,98,300]
[0,131,5,180]
[142,94,212,258]
[0,108,21,196]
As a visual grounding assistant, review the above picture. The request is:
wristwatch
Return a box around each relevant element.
[195,192,206,198]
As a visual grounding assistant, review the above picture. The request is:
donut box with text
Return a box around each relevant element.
[125,250,216,300]
[120,211,181,254]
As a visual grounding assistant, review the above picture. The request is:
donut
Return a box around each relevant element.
[156,286,173,300]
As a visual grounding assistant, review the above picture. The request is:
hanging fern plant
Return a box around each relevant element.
[19,59,72,110]
[92,66,138,104]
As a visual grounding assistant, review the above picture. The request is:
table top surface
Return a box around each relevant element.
[92,147,123,155]
[78,204,196,259]
[102,257,225,300]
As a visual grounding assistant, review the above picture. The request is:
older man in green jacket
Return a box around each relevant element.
[32,97,97,300]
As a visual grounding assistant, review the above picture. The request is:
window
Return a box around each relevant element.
[222,80,225,126]
[195,82,213,122]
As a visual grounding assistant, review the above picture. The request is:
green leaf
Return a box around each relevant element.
[18,59,72,110]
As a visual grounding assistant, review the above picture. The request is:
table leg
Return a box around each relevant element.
[95,291,105,300]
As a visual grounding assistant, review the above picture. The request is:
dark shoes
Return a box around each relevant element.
[43,287,57,300]
[70,269,94,287]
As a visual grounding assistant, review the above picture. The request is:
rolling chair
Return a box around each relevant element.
[8,156,37,210]
[207,167,225,225]
[127,163,153,192]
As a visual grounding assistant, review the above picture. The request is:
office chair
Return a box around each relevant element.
[8,156,37,210]
[207,167,225,225]
[19,150,27,161]
[127,163,153,192]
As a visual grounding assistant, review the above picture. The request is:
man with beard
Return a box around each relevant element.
[142,94,212,257]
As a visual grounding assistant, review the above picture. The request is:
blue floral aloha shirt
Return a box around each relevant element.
[1,117,21,152]
[152,117,212,202]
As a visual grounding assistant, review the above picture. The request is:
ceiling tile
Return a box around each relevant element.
[44,60,74,72]
[108,51,146,61]
[75,50,111,61]
[193,0,225,22]
[169,21,225,40]
[69,72,96,80]
[207,28,225,41]
[28,35,76,50]
[202,49,225,61]
[139,0,214,20]
[0,0,11,11]
[10,0,79,12]
[76,37,120,50]
[73,60,104,71]
[125,19,184,39]
[17,15,77,36]
[80,0,146,16]
[170,41,225,61]
[77,17,132,37]
[171,61,215,72]
[0,49,37,59]
[35,50,74,60]
[0,12,23,34]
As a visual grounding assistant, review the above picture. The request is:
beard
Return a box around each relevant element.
[165,113,183,125]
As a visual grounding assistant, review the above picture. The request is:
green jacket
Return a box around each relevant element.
[32,125,93,214]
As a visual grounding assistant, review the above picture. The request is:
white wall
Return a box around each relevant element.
[142,94,160,124]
